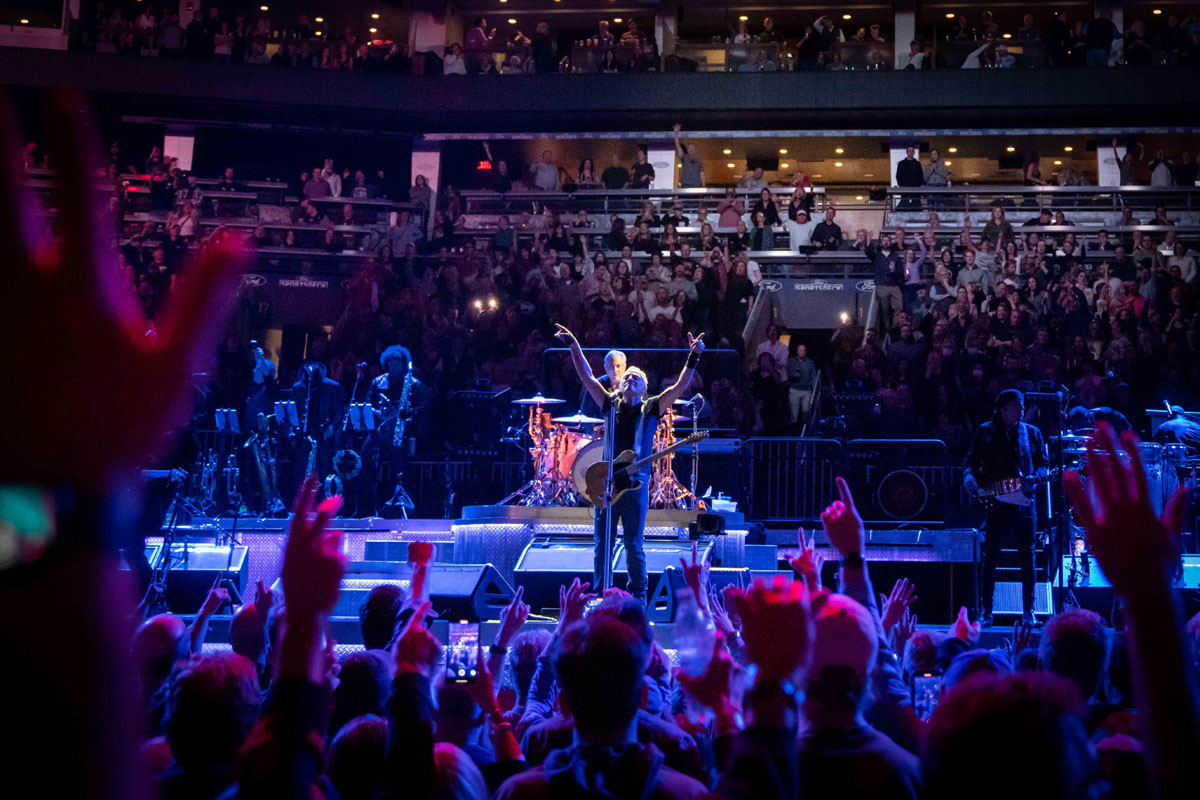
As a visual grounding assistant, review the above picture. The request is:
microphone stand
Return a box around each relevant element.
[602,396,617,592]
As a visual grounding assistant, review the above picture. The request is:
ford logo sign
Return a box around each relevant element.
[242,274,267,287]
[856,280,876,291]
[760,280,783,292]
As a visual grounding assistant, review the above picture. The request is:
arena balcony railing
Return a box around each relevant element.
[460,187,828,218]
[883,185,1200,218]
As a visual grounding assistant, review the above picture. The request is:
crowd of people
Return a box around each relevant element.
[75,131,1200,453]
[67,5,1200,74]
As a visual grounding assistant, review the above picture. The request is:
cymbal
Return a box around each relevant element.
[552,413,603,424]
[512,394,565,405]
[671,415,692,423]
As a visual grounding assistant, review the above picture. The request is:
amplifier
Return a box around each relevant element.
[334,562,514,622]
[160,543,248,613]
[648,566,751,623]
[363,540,455,563]
[513,536,600,614]
[614,539,713,578]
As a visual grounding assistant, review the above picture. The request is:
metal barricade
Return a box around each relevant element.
[745,437,843,522]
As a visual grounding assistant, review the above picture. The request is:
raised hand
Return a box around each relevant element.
[0,94,246,490]
[731,575,812,682]
[821,476,865,557]
[708,585,737,637]
[553,323,577,344]
[879,578,918,636]
[672,123,682,134]
[680,540,711,610]
[465,643,501,715]
[407,540,434,566]
[495,585,531,648]
[255,579,276,618]
[893,609,917,657]
[395,607,441,677]
[950,606,980,644]
[687,331,706,354]
[200,587,231,617]
[1063,424,1187,597]
[1007,618,1036,658]
[281,475,346,623]
[557,577,596,634]
[788,527,825,592]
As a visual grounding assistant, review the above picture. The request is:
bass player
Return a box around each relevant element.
[554,323,704,603]
[963,388,1048,627]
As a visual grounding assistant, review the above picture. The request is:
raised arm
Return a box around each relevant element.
[658,332,705,408]
[672,123,684,159]
[554,324,607,408]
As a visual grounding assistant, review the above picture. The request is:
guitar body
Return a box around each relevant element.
[584,450,641,509]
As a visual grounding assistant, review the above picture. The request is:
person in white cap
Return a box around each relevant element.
[797,592,922,799]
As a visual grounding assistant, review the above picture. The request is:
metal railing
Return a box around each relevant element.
[461,187,828,218]
[884,185,1200,218]
[745,437,843,522]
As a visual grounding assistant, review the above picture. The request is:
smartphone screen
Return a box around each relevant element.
[445,620,480,683]
[911,673,942,720]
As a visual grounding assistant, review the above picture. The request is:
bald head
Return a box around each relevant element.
[133,613,188,688]
[229,604,267,664]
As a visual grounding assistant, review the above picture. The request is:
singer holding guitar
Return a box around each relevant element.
[963,389,1048,627]
[554,324,704,603]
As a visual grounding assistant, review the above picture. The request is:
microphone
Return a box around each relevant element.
[357,361,369,370]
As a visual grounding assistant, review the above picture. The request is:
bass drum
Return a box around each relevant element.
[571,440,607,503]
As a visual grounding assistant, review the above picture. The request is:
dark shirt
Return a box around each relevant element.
[581,374,613,418]
[1084,17,1118,50]
[798,724,922,800]
[895,158,924,188]
[869,245,905,286]
[600,393,664,477]
[602,165,631,190]
[631,163,656,188]
[965,419,1048,487]
[811,220,843,250]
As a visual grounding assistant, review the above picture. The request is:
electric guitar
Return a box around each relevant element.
[584,432,709,509]
[971,471,1057,507]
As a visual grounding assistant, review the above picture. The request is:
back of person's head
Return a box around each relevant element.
[330,650,392,738]
[922,672,1100,800]
[942,649,1012,691]
[432,742,489,800]
[133,613,189,691]
[508,628,553,699]
[360,584,405,650]
[434,680,480,743]
[228,604,265,664]
[329,715,388,800]
[902,629,943,680]
[806,594,877,715]
[1039,608,1108,701]
[589,591,653,647]
[1104,631,1133,709]
[553,615,649,740]
[165,652,261,772]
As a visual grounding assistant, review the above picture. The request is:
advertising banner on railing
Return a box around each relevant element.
[760,278,873,329]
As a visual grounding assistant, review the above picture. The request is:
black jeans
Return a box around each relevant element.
[981,502,1036,615]
[593,482,650,602]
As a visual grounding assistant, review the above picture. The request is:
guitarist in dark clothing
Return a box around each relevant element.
[963,389,1048,628]
[555,324,704,603]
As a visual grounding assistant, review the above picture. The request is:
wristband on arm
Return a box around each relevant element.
[685,350,700,369]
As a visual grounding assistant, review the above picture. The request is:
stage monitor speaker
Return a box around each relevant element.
[648,566,752,622]
[513,536,600,614]
[161,543,248,613]
[363,540,455,564]
[614,539,714,592]
[334,563,513,622]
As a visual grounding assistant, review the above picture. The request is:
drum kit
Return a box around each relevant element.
[1055,433,1200,516]
[500,393,703,509]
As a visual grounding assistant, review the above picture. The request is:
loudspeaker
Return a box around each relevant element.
[614,538,713,578]
[363,540,455,564]
[857,559,976,625]
[648,566,752,622]
[161,543,248,613]
[513,536,600,614]
[335,562,514,622]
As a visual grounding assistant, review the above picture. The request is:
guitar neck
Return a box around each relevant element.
[625,437,699,474]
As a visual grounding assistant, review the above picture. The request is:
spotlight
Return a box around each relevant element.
[738,15,748,21]
[488,297,498,310]
[369,27,377,33]
[722,148,732,155]
[259,5,268,11]
[371,13,380,19]
[835,147,844,154]
[1006,146,1015,152]
[779,148,788,154]
[840,311,850,323]
[948,147,958,153]
[315,17,324,22]
[727,162,736,168]
[1064,146,1074,152]
[780,163,789,169]
[834,162,843,167]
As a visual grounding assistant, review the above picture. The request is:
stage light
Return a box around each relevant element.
[948,147,958,153]
[722,148,732,155]
[315,17,324,22]
[834,161,843,167]
[843,14,852,20]
[945,161,952,166]
[835,147,844,154]
[727,162,736,168]
[488,297,498,309]
[1054,160,1063,165]
[946,13,955,19]
[1153,8,1163,14]
[613,17,622,23]
[779,148,788,154]
[1002,33,1012,39]
[369,27,377,33]
[1006,146,1015,152]
[473,299,483,311]
[259,5,268,10]
[855,195,864,200]
[315,31,322,35]
[371,13,380,19]
[738,15,748,22]
[840,311,850,323]
[1064,145,1074,152]
[780,163,789,169]
[507,18,516,23]
[20,18,29,23]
